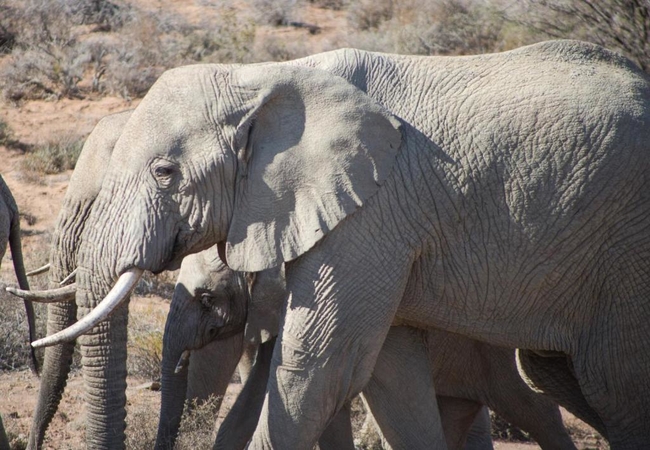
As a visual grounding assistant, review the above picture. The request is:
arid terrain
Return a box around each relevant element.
[2,0,642,448]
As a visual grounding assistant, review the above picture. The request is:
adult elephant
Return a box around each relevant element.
[0,174,36,449]
[33,40,650,448]
[8,111,133,450]
[158,245,576,450]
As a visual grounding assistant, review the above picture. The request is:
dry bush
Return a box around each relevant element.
[175,396,221,450]
[125,395,220,450]
[20,134,84,179]
[252,33,310,62]
[0,288,48,372]
[125,399,158,450]
[127,304,166,380]
[134,270,177,299]
[0,1,256,101]
[350,397,383,449]
[510,0,650,73]
[346,0,529,56]
[0,118,27,151]
[309,0,346,10]
[347,0,394,31]
[248,0,298,26]
[490,410,531,442]
[0,0,109,101]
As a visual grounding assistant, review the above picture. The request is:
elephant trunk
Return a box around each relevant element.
[76,265,130,450]
[156,316,193,450]
[71,192,135,450]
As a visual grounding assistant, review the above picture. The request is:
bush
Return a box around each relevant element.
[175,396,222,450]
[20,134,84,178]
[249,0,298,26]
[0,288,48,372]
[347,0,394,31]
[510,0,650,73]
[346,0,525,56]
[127,303,166,380]
[0,0,256,101]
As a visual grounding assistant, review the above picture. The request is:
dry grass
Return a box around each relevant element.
[125,395,220,450]
[20,134,84,178]
[127,303,167,381]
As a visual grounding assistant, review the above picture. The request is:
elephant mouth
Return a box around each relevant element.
[173,325,245,374]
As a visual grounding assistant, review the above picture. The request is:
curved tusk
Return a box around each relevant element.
[31,268,144,348]
[174,350,191,374]
[59,268,78,286]
[6,284,77,303]
[26,263,51,276]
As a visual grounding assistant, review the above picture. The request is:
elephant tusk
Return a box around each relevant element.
[26,263,51,276]
[31,268,144,348]
[59,268,78,286]
[174,350,191,374]
[6,284,77,302]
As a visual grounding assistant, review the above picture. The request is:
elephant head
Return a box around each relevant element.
[156,245,284,449]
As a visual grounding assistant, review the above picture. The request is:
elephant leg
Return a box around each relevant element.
[237,341,257,385]
[248,238,447,449]
[436,396,485,450]
[317,401,355,450]
[78,301,129,450]
[516,349,600,444]
[362,326,446,450]
[484,352,584,450]
[464,406,493,450]
[572,318,650,449]
[0,414,10,450]
[28,302,77,450]
[214,338,275,450]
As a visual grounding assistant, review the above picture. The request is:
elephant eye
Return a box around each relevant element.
[155,166,174,177]
[151,160,178,188]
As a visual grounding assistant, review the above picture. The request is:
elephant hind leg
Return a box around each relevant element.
[436,396,486,450]
[516,349,606,438]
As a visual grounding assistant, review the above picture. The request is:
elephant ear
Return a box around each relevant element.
[225,64,403,272]
[244,265,286,345]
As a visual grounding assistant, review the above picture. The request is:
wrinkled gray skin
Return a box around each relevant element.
[25,110,236,450]
[0,175,34,449]
[59,41,650,448]
[159,247,575,450]
[25,110,132,450]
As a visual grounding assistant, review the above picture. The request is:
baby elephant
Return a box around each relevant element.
[157,245,576,450]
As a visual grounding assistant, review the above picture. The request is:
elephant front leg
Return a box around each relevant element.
[249,236,443,449]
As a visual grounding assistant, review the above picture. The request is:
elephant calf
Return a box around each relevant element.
[157,246,576,450]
